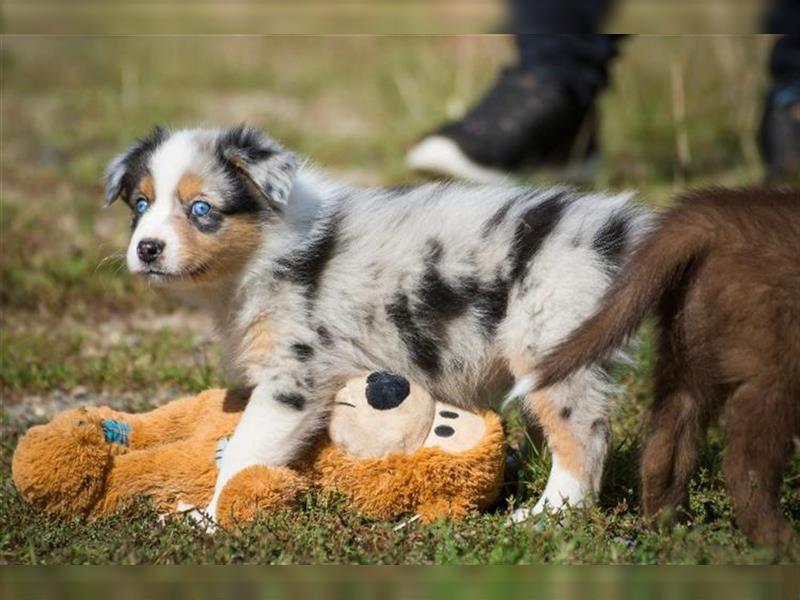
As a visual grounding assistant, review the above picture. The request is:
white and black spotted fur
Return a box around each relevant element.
[105,126,650,523]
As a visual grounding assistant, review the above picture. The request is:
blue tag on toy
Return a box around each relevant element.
[102,419,132,446]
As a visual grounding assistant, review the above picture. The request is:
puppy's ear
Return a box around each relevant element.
[216,126,300,213]
[104,153,129,206]
[104,126,168,206]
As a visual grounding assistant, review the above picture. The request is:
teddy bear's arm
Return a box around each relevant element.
[92,439,220,517]
[93,389,246,449]
[215,465,309,528]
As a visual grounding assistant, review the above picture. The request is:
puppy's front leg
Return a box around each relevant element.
[204,364,326,524]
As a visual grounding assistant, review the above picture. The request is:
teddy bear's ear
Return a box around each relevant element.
[422,402,487,453]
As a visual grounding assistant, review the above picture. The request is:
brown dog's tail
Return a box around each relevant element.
[535,205,711,390]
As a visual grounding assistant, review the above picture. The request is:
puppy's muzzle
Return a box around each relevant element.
[137,238,165,263]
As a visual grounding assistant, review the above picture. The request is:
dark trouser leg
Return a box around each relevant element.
[406,0,621,178]
[508,0,622,103]
[759,1,800,181]
[769,35,800,86]
[764,0,800,88]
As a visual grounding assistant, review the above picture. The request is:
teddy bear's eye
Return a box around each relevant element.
[434,425,455,438]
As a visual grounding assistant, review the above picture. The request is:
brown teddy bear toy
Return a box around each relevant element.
[12,371,506,527]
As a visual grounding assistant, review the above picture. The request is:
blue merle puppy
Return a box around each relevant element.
[105,125,650,523]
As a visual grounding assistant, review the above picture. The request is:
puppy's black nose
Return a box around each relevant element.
[137,239,164,263]
[365,371,411,410]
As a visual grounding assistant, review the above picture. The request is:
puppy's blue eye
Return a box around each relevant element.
[135,198,149,215]
[191,200,211,217]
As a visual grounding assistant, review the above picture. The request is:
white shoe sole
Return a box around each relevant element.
[407,135,599,185]
[406,136,509,184]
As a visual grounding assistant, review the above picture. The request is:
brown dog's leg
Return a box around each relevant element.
[640,346,711,521]
[640,387,704,520]
[722,383,796,546]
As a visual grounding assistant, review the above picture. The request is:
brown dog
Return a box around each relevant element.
[535,187,800,545]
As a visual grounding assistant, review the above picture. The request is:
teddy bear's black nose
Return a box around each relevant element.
[365,371,411,410]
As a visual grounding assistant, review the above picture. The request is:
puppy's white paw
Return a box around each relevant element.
[507,495,555,525]
[157,501,199,527]
[506,506,550,532]
[186,507,218,534]
[530,467,590,516]
[175,500,196,513]
[532,495,554,515]
[507,493,581,527]
[508,506,535,525]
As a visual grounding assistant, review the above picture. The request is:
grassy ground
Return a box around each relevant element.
[1,26,799,564]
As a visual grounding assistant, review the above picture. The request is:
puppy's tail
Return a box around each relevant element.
[535,203,712,390]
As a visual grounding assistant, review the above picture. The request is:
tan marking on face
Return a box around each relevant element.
[172,212,261,283]
[137,175,155,200]
[176,173,205,203]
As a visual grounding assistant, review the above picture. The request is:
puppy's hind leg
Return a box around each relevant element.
[722,383,797,546]
[639,351,710,522]
[640,387,708,524]
[510,367,611,522]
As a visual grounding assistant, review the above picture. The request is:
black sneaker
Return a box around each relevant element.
[406,67,599,183]
[759,82,800,184]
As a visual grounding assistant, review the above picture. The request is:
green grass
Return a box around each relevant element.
[1,25,798,564]
[0,495,792,565]
[1,326,220,395]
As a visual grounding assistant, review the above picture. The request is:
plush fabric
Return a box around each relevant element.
[216,465,309,527]
[12,386,506,525]
[312,410,506,522]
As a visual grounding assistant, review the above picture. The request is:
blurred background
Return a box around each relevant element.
[1,0,771,34]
